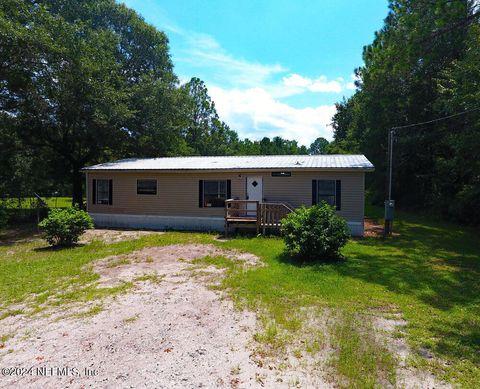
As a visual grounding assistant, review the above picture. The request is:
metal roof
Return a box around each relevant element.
[82,155,374,172]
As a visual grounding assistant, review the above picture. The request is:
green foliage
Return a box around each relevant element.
[38,208,93,246]
[0,2,308,206]
[281,203,350,260]
[0,204,7,228]
[330,1,480,223]
[0,0,179,204]
[308,137,329,155]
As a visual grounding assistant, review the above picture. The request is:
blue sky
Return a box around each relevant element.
[123,0,388,145]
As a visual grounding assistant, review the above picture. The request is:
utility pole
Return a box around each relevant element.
[384,128,395,237]
[381,107,479,237]
[388,129,394,201]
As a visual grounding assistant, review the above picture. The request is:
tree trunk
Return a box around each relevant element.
[72,167,83,208]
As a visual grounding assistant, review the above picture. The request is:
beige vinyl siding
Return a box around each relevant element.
[88,172,245,217]
[87,170,365,222]
[261,171,364,222]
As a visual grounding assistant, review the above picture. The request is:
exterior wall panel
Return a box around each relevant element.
[87,170,365,225]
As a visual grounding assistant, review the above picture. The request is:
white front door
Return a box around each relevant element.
[246,176,263,213]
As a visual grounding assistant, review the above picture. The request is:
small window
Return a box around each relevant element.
[317,180,336,206]
[137,179,157,195]
[97,179,110,204]
[203,180,227,207]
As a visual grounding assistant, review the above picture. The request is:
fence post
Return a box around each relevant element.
[256,201,260,234]
[224,201,229,237]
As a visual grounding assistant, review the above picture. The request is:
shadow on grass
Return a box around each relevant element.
[268,214,480,371]
[431,315,480,364]
[277,251,346,267]
[344,216,479,311]
[277,210,480,313]
[0,223,41,247]
[33,243,86,252]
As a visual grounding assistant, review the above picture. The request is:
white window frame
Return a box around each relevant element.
[203,180,227,208]
[96,179,110,205]
[137,179,157,195]
[317,179,336,207]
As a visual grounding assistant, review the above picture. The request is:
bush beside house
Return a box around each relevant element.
[39,208,93,246]
[0,205,8,229]
[281,203,350,260]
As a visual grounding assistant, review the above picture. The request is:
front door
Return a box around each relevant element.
[246,176,263,214]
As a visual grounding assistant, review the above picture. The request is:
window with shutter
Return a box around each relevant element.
[96,179,111,205]
[202,180,228,207]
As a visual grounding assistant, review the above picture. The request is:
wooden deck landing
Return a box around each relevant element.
[224,199,293,235]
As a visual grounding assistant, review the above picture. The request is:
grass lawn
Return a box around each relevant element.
[217,211,480,387]
[0,208,479,387]
[2,197,73,209]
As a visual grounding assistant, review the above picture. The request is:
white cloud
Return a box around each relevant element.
[345,73,359,90]
[166,24,351,145]
[281,74,343,94]
[210,86,336,145]
[282,73,312,88]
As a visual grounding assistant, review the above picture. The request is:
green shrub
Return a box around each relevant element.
[0,204,8,228]
[281,203,350,260]
[38,207,93,246]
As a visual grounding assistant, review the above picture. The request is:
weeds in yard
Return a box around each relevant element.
[75,304,104,318]
[305,337,324,355]
[0,309,23,321]
[191,255,237,272]
[1,211,479,386]
[53,281,134,306]
[0,333,13,343]
[105,257,131,268]
[329,311,397,388]
[0,231,211,313]
[133,273,163,284]
[123,314,140,323]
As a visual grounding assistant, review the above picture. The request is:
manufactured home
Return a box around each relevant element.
[81,155,374,236]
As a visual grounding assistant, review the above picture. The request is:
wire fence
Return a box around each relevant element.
[0,196,74,224]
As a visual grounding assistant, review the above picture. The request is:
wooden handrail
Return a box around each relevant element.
[261,201,294,213]
[224,199,293,235]
[225,199,259,204]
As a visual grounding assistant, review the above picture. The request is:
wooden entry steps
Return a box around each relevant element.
[224,199,293,235]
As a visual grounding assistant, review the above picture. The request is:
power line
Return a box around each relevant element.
[392,106,480,131]
[384,105,480,235]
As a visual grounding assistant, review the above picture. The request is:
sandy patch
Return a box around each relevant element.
[0,244,325,388]
[373,314,451,389]
[0,243,449,388]
[79,228,165,244]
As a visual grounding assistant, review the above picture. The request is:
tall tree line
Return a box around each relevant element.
[0,0,311,205]
[330,0,480,224]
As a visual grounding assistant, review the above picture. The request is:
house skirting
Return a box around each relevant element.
[90,213,225,232]
[89,213,364,236]
[346,221,364,237]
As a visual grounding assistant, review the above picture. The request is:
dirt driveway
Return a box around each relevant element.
[0,243,322,389]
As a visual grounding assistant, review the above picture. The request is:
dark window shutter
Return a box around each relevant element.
[226,180,231,199]
[335,180,341,211]
[312,180,317,205]
[199,180,203,208]
[109,179,113,205]
[92,179,96,205]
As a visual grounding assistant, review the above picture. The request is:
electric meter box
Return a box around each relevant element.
[384,200,395,221]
